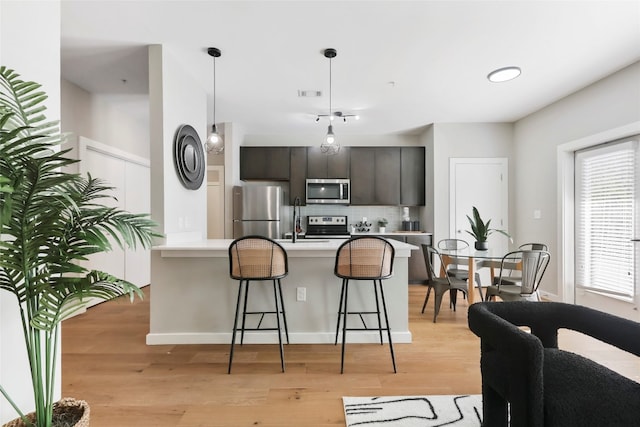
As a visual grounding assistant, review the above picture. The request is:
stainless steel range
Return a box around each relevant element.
[305,215,350,239]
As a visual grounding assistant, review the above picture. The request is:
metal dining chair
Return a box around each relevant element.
[421,245,469,322]
[485,249,551,301]
[437,238,482,299]
[227,236,289,373]
[334,236,396,373]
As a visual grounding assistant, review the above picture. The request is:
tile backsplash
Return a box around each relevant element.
[291,204,422,233]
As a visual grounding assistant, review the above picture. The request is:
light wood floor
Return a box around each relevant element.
[61,284,639,426]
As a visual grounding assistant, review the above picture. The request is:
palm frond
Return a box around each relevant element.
[30,271,144,331]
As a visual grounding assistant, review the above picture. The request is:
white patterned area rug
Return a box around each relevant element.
[343,394,482,427]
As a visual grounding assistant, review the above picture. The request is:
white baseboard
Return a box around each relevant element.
[146,330,413,345]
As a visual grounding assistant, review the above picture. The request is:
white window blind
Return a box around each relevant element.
[575,138,639,300]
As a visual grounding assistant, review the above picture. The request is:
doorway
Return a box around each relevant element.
[449,158,509,254]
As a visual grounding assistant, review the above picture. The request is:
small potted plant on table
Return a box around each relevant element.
[378,218,388,233]
[466,206,510,250]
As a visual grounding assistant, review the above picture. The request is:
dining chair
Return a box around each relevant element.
[492,243,548,285]
[518,242,548,251]
[421,244,469,322]
[437,238,483,300]
[334,236,396,373]
[485,249,551,301]
[227,235,290,373]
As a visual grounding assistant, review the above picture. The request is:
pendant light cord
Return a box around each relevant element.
[213,55,216,126]
[328,55,332,118]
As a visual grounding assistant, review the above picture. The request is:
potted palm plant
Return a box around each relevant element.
[466,206,510,250]
[0,66,159,426]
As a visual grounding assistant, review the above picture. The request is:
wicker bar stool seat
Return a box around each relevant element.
[334,236,396,373]
[228,236,289,373]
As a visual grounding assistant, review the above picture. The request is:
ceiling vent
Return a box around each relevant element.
[298,90,322,97]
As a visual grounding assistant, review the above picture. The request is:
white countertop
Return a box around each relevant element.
[351,231,432,236]
[153,238,418,258]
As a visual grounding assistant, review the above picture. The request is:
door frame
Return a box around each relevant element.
[558,121,640,311]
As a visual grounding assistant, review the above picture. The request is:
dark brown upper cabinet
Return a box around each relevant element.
[240,147,290,181]
[306,146,350,179]
[289,147,307,204]
[350,147,401,205]
[400,147,425,206]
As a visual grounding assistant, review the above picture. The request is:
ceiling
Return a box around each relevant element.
[60,0,640,137]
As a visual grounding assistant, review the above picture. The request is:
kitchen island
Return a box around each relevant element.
[148,238,417,345]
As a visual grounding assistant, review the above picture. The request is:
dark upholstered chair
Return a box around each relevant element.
[468,301,640,427]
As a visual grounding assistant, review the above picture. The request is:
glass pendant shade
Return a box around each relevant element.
[205,124,224,154]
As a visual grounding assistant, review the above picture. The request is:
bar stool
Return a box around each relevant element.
[228,236,289,373]
[334,236,396,373]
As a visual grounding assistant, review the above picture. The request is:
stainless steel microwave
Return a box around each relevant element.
[306,178,350,204]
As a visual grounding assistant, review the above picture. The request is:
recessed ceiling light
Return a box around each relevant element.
[487,66,521,83]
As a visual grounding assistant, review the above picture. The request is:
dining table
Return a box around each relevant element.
[438,247,521,304]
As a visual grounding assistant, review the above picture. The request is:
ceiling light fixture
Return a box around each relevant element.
[205,47,224,155]
[320,48,340,155]
[316,111,360,123]
[487,66,521,83]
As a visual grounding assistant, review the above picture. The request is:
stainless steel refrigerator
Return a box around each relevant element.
[232,185,282,239]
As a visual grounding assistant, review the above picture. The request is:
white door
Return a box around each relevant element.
[124,161,151,286]
[207,166,225,239]
[78,138,151,308]
[82,148,126,280]
[450,158,509,254]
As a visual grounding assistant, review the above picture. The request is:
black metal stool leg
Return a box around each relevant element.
[340,279,350,374]
[240,280,251,345]
[273,280,285,372]
[335,278,346,345]
[378,279,396,373]
[277,279,289,344]
[228,279,245,374]
[373,279,383,345]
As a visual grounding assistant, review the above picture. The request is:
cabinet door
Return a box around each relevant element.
[350,148,376,205]
[327,147,350,178]
[374,147,401,205]
[306,146,328,178]
[289,147,307,205]
[307,146,350,178]
[305,146,350,178]
[240,147,290,181]
[400,147,425,206]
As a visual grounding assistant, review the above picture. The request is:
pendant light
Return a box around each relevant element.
[205,47,224,155]
[320,48,340,155]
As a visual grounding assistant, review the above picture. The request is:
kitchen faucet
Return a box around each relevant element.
[292,196,301,243]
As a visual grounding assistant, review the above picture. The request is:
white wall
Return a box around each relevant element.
[514,60,640,301]
[431,123,514,246]
[0,0,61,422]
[61,79,150,159]
[148,44,208,244]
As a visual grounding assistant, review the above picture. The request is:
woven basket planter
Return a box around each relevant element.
[2,398,90,427]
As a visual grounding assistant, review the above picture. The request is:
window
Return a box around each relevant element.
[575,137,639,300]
